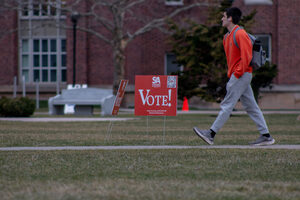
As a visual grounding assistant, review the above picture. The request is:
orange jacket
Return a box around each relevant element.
[223,25,253,78]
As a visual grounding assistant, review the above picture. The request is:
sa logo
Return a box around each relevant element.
[152,76,161,88]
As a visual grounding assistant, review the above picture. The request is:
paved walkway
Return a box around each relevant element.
[1,145,299,151]
[1,109,299,122]
[0,117,136,122]
[177,110,300,114]
[121,109,300,115]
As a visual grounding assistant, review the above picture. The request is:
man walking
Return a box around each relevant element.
[193,7,275,146]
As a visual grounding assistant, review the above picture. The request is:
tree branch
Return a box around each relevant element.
[124,0,145,10]
[127,2,212,43]
[75,25,112,45]
[90,2,114,32]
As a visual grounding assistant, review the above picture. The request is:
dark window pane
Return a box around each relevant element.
[34,55,40,67]
[50,39,56,52]
[61,0,67,16]
[61,55,66,67]
[61,69,66,82]
[42,4,48,16]
[51,55,57,67]
[34,70,40,81]
[42,70,48,82]
[61,39,66,52]
[42,55,48,67]
[33,40,40,52]
[166,54,180,75]
[51,70,57,82]
[22,9,29,16]
[22,3,29,16]
[42,39,48,52]
[50,6,56,16]
[33,4,40,16]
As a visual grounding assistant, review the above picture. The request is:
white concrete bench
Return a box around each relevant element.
[48,88,115,116]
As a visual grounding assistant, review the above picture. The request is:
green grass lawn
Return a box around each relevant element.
[0,113,299,199]
[0,114,299,146]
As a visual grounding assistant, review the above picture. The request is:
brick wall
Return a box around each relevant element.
[235,0,300,84]
[0,10,18,85]
[276,0,300,84]
[1,0,300,92]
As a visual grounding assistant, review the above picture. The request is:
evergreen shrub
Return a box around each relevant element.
[0,97,35,117]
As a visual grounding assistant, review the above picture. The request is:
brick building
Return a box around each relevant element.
[0,0,299,109]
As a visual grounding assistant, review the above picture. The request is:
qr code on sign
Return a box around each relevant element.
[167,76,176,88]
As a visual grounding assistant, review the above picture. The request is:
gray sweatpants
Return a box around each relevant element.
[210,72,269,134]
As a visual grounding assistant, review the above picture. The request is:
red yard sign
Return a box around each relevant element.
[135,75,177,116]
[112,79,129,115]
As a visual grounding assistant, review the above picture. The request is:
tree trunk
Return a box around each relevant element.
[112,39,126,94]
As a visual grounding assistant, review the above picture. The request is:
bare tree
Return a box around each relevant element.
[0,0,215,93]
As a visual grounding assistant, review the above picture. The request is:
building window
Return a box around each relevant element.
[165,0,184,6]
[244,0,273,5]
[21,38,67,83]
[19,0,67,84]
[20,0,66,18]
[165,53,182,75]
[256,34,271,62]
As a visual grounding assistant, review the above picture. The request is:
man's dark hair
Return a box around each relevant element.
[226,7,242,24]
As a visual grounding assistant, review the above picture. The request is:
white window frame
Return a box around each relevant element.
[20,37,67,83]
[165,0,184,6]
